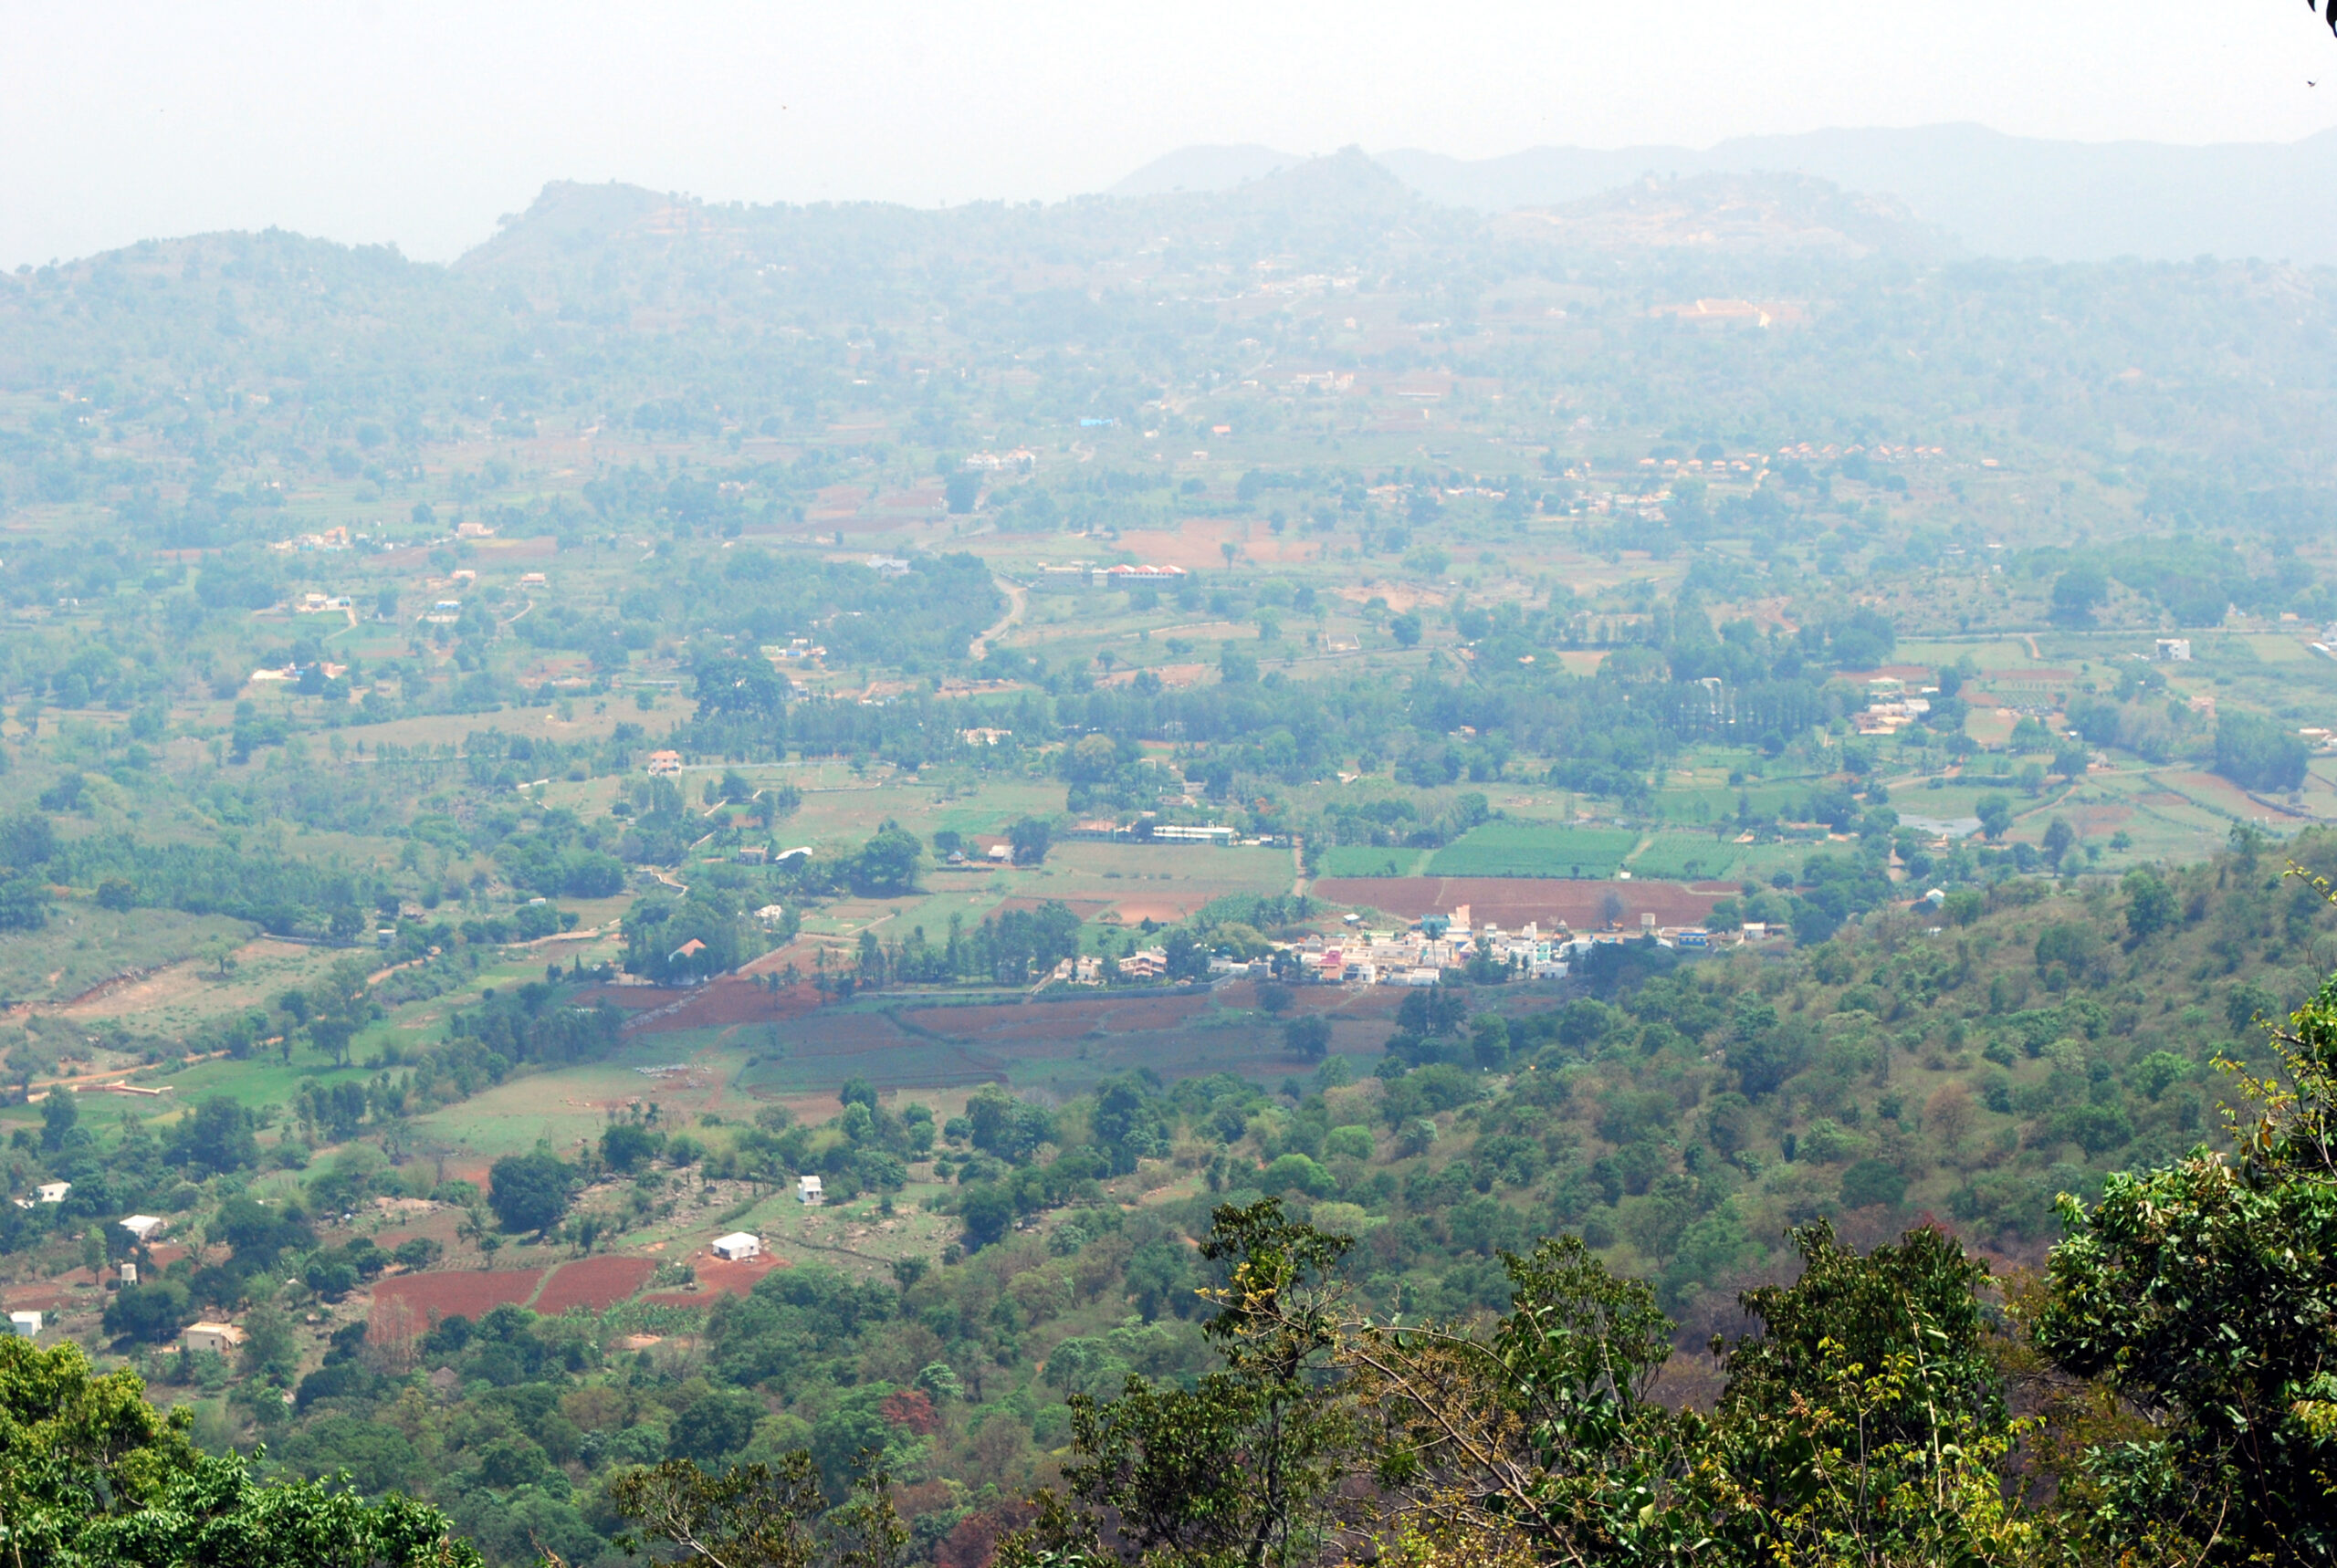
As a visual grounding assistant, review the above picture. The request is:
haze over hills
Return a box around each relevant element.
[1113,124,2337,265]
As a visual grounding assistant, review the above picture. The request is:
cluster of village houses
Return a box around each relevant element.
[0,1202,244,1348]
[1049,904,1729,989]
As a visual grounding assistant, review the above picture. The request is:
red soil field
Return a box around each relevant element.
[1104,893,1215,923]
[644,1252,782,1306]
[533,1255,655,1315]
[1311,876,1725,928]
[2,1283,79,1312]
[903,991,1219,1043]
[1118,518,1327,570]
[607,974,823,1037]
[368,1267,546,1333]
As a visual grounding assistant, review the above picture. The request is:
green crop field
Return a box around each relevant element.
[1425,822,1642,879]
[1628,834,1741,882]
[1314,845,1429,878]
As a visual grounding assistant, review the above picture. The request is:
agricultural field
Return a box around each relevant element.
[1424,822,1643,879]
[3,150,2337,1568]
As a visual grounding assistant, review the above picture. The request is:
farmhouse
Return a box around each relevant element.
[121,1214,164,1243]
[183,1321,246,1354]
[711,1232,762,1261]
[797,1175,825,1206]
[36,1181,68,1204]
[646,750,683,776]
[6,1312,39,1338]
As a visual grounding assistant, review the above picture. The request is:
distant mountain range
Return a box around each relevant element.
[1111,124,2337,265]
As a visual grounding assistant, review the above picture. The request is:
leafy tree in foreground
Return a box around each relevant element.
[0,1335,478,1566]
[1006,1202,2053,1568]
[1012,1200,1357,1568]
[1343,1235,1685,1562]
[1697,1221,2044,1566]
[602,1452,908,1568]
[2037,880,2337,1565]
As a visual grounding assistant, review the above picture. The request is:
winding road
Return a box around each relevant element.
[967,577,1027,663]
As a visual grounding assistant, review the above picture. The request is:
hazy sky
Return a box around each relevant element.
[6,0,2335,268]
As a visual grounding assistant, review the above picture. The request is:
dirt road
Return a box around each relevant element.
[967,578,1027,663]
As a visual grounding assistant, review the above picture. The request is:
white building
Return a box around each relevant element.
[2155,638,2193,662]
[6,1312,39,1338]
[797,1175,824,1206]
[35,1182,68,1204]
[121,1215,164,1243]
[183,1321,245,1354]
[711,1231,762,1261]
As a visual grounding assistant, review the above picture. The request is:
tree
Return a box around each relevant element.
[693,651,789,722]
[601,1121,662,1174]
[240,1298,299,1382]
[0,1336,481,1566]
[2041,815,2077,870]
[608,1453,821,1568]
[1700,1221,2038,1565]
[164,1094,260,1175]
[1007,816,1053,866]
[2050,567,2109,624]
[668,1388,764,1463]
[1341,1236,1686,1562]
[102,1280,195,1344]
[1389,612,1422,648]
[851,821,922,896]
[2215,711,2310,792]
[487,1150,573,1236]
[2124,867,2177,941]
[39,1090,78,1151]
[2037,946,2337,1564]
[959,1185,1013,1250]
[309,1016,356,1069]
[1975,793,2013,842]
[1282,1015,1331,1061]
[1027,1201,1356,1568]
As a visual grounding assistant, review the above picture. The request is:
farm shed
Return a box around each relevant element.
[183,1321,246,1354]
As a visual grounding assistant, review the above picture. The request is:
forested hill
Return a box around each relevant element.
[6,160,2337,518]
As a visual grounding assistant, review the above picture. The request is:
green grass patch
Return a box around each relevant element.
[1628,835,1739,882]
[1314,845,1428,878]
[1425,822,1640,879]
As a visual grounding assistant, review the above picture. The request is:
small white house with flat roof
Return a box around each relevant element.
[183,1322,245,1354]
[6,1312,40,1338]
[36,1182,68,1204]
[711,1232,762,1261]
[121,1215,164,1243]
[797,1175,824,1206]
